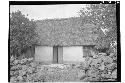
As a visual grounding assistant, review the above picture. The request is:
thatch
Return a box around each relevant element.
[35,17,103,46]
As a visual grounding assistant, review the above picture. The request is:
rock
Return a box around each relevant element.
[112,55,117,60]
[11,64,22,70]
[13,70,19,76]
[82,77,100,82]
[91,51,99,59]
[19,70,27,76]
[111,69,117,78]
[103,56,113,64]
[30,62,37,68]
[41,64,71,70]
[10,77,17,82]
[85,57,93,65]
[98,53,107,56]
[93,54,99,59]
[101,73,112,78]
[87,69,99,77]
[77,70,86,78]
[27,66,35,74]
[10,56,15,62]
[27,57,34,61]
[90,58,103,67]
[17,76,23,81]
[99,63,105,70]
[106,63,117,70]
[20,59,27,64]
[77,62,90,70]
[109,53,114,57]
[21,65,28,71]
[13,60,19,65]
[108,70,112,75]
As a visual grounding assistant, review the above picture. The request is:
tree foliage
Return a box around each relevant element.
[10,11,37,57]
[79,4,117,49]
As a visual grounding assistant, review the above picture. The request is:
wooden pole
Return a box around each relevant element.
[58,46,63,63]
[53,46,58,63]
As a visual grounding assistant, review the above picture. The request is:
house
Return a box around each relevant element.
[33,17,104,63]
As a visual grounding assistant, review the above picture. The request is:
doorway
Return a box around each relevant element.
[53,46,63,63]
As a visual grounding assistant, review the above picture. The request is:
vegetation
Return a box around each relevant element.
[79,4,117,50]
[9,5,117,82]
[78,4,117,81]
[10,52,117,82]
[10,11,37,57]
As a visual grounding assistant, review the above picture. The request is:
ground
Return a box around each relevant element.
[10,52,117,82]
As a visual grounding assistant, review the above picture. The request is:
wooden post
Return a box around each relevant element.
[53,46,58,63]
[31,46,35,58]
[58,46,63,63]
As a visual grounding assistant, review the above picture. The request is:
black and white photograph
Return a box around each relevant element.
[9,1,120,82]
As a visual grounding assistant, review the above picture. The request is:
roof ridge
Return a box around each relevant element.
[35,17,81,22]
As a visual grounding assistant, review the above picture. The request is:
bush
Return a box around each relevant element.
[10,57,38,82]
[78,49,117,82]
[10,49,117,82]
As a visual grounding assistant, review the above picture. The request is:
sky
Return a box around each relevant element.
[10,4,86,20]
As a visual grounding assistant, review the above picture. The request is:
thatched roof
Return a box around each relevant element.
[35,17,104,46]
